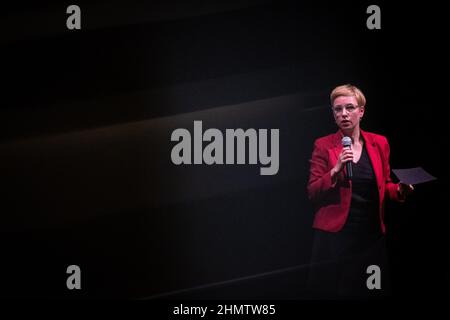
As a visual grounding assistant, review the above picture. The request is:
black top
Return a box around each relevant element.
[342,144,381,234]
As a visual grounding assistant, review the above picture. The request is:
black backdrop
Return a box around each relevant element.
[1,0,447,300]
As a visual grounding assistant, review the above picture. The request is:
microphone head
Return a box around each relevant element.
[342,136,352,147]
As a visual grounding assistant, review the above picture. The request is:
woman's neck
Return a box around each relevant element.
[341,127,362,145]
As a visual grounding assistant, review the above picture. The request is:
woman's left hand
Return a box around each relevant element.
[398,183,414,199]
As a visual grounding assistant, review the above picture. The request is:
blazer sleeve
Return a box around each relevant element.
[381,137,404,202]
[307,140,338,203]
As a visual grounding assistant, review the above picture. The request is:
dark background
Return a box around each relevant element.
[1,0,447,300]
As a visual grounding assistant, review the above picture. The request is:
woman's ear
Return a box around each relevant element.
[359,105,365,119]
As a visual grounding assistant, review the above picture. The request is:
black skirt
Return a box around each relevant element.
[307,228,391,299]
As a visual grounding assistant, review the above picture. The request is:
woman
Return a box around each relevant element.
[306,84,413,298]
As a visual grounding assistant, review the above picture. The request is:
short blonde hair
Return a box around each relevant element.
[330,84,366,107]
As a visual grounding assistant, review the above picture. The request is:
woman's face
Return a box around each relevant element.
[332,95,364,132]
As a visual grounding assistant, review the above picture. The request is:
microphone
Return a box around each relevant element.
[341,136,353,180]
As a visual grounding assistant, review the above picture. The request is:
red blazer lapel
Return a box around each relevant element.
[362,130,383,197]
[330,130,343,164]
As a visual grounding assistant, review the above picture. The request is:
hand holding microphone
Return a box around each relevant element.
[331,136,353,181]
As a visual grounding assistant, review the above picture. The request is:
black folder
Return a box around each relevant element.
[392,167,436,185]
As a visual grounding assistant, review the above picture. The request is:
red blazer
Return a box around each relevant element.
[307,130,403,234]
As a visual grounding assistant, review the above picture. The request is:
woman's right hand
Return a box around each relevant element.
[332,148,354,176]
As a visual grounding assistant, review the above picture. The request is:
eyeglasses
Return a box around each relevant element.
[332,104,358,115]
